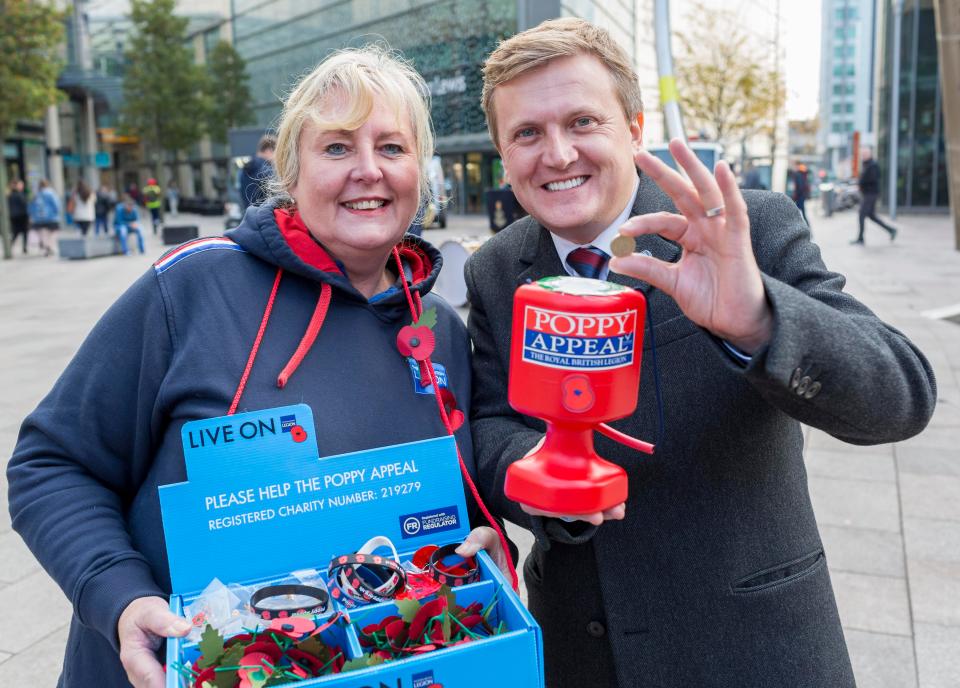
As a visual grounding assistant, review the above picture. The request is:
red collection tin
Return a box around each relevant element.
[506,276,654,514]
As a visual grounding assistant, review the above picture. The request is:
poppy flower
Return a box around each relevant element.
[397,325,435,360]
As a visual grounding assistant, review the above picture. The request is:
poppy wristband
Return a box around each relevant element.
[428,543,480,587]
[249,584,330,620]
[328,553,407,603]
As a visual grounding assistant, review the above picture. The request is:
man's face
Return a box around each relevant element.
[492,53,643,244]
[862,148,873,162]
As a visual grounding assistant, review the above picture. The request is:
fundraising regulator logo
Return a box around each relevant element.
[523,306,636,370]
[399,506,460,539]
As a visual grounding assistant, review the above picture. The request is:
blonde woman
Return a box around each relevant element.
[8,47,507,688]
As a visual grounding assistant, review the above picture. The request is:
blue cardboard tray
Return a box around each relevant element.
[160,404,543,687]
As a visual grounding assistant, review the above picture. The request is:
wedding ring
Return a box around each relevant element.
[705,205,725,218]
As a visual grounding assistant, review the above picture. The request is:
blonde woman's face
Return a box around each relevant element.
[291,95,420,265]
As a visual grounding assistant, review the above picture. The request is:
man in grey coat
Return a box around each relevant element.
[465,18,936,688]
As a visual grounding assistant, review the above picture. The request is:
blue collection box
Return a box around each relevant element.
[160,404,543,687]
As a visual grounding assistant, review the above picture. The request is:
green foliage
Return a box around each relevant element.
[196,624,225,668]
[674,2,786,146]
[0,0,67,136]
[205,40,255,144]
[120,0,207,159]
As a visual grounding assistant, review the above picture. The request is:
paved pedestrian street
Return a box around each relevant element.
[1,207,958,686]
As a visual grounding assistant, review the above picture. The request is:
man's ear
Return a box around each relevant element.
[631,113,644,150]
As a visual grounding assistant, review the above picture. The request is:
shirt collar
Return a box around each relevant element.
[549,175,640,280]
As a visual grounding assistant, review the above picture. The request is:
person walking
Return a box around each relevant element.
[94,184,115,235]
[28,179,61,257]
[238,135,276,211]
[143,177,163,234]
[70,181,96,236]
[792,163,810,227]
[853,147,897,244]
[7,179,30,254]
[165,179,179,216]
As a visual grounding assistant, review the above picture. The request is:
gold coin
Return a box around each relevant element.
[610,233,635,258]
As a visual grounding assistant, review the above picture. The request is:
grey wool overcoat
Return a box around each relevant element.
[464,173,937,688]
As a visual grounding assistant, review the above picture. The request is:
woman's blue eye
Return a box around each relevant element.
[325,143,347,155]
[382,143,403,155]
[575,117,593,127]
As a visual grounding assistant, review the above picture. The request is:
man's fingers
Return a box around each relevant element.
[618,212,688,242]
[609,253,677,296]
[519,503,605,526]
[715,160,749,231]
[668,138,724,213]
[634,149,703,218]
[601,503,626,520]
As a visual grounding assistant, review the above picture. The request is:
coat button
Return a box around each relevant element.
[796,376,812,395]
[586,621,606,637]
[804,381,822,399]
[790,368,803,389]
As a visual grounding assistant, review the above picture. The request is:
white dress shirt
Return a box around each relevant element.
[549,176,640,282]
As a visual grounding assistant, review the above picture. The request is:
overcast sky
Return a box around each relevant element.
[671,0,823,121]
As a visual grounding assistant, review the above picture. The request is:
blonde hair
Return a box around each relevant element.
[272,46,434,206]
[481,17,643,146]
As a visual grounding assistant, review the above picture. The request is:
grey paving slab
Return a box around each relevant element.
[0,651,10,665]
[821,525,905,578]
[832,570,912,636]
[903,517,960,563]
[906,559,960,627]
[0,623,68,688]
[844,629,917,688]
[898,426,960,450]
[805,448,896,482]
[897,445,960,478]
[0,531,40,584]
[915,623,960,688]
[899,474,960,521]
[0,570,71,654]
[809,476,902,532]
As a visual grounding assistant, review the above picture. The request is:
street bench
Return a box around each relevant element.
[58,234,121,259]
[162,225,200,245]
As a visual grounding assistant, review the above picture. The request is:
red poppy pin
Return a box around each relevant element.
[397,307,437,361]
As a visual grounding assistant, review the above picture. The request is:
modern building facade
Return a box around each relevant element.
[876,0,947,213]
[230,0,661,215]
[818,0,878,177]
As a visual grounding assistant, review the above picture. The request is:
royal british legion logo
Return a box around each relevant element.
[523,306,636,370]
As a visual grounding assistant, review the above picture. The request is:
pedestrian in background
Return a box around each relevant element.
[791,163,810,227]
[740,161,765,190]
[239,134,276,211]
[6,178,29,255]
[166,179,179,216]
[28,179,61,257]
[853,147,897,244]
[113,194,146,255]
[95,184,115,235]
[70,180,96,236]
[143,177,163,234]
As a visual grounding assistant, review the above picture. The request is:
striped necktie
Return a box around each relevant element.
[566,246,609,280]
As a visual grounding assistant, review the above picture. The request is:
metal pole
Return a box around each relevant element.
[888,0,903,220]
[654,0,687,142]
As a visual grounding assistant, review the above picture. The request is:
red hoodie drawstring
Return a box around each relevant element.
[392,248,520,592]
[277,282,332,389]
[228,268,284,415]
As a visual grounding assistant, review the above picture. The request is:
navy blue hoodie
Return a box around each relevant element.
[7,201,474,687]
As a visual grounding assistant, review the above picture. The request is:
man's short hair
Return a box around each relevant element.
[481,17,643,146]
[257,134,277,153]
